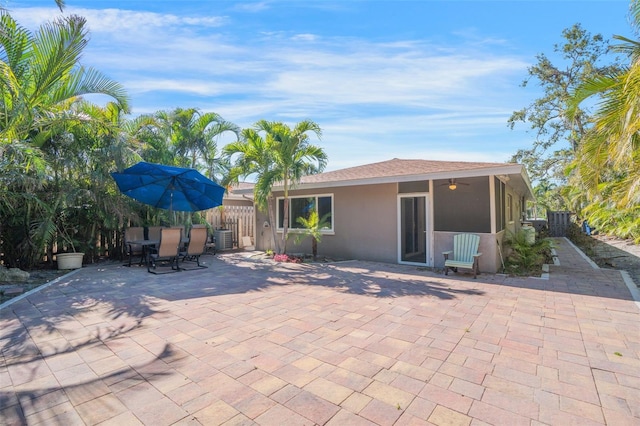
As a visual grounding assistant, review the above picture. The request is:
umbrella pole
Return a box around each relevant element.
[169,192,174,226]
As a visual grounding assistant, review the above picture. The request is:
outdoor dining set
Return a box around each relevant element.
[111,161,227,274]
[124,225,216,274]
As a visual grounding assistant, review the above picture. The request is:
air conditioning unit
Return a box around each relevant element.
[214,230,233,250]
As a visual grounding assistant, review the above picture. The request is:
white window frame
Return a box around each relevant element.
[276,193,335,234]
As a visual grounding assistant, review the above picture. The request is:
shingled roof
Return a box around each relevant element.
[233,158,533,197]
[299,158,519,185]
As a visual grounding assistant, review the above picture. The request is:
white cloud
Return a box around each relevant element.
[10,6,227,29]
[233,2,271,13]
[291,33,318,42]
[9,3,536,165]
[122,78,234,96]
[12,5,528,111]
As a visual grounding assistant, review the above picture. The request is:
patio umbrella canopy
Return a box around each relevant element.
[111,162,226,212]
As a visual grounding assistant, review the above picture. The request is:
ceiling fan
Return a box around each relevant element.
[440,178,469,190]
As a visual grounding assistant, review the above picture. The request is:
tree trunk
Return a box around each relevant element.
[281,197,289,254]
[267,194,281,254]
[312,237,317,259]
[281,177,289,254]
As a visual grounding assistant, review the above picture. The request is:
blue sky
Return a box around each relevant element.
[12,0,633,171]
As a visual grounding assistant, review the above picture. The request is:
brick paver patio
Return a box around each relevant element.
[1,238,638,425]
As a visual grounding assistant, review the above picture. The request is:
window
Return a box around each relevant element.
[277,194,333,232]
[507,194,513,222]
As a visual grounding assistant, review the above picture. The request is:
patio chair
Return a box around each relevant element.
[205,234,216,255]
[190,224,216,255]
[443,233,482,279]
[179,226,208,270]
[169,225,187,249]
[147,227,182,274]
[170,225,185,238]
[124,226,145,266]
[147,226,164,242]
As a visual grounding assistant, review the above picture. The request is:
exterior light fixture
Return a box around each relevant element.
[448,182,457,190]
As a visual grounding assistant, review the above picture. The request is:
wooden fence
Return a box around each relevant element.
[206,205,255,248]
[547,211,572,237]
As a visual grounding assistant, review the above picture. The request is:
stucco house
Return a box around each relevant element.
[237,158,534,274]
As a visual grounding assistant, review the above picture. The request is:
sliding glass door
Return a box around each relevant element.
[399,195,428,264]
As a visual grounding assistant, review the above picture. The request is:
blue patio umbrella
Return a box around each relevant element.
[111,162,226,214]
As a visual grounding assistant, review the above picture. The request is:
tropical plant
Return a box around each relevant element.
[566,221,596,258]
[504,230,554,276]
[224,128,279,251]
[254,120,327,253]
[0,12,129,145]
[566,0,640,241]
[294,210,332,259]
[110,107,240,227]
[225,121,327,254]
[531,179,566,218]
[152,108,240,181]
[0,12,130,268]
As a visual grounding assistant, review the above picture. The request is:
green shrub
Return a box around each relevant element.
[504,230,554,276]
[566,222,596,258]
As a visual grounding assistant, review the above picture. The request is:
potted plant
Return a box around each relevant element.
[55,220,84,270]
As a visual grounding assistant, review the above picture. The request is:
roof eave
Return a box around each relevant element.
[271,164,529,191]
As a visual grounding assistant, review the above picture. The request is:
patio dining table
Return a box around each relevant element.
[131,237,191,263]
[128,240,159,266]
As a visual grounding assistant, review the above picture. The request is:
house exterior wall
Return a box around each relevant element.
[433,231,500,273]
[253,175,528,274]
[496,229,506,272]
[256,183,399,262]
[504,183,525,236]
[255,207,273,251]
[433,176,491,233]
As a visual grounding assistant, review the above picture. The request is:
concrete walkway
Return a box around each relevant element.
[1,238,638,425]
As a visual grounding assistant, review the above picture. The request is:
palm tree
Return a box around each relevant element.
[295,210,332,259]
[155,108,240,181]
[532,179,556,217]
[254,120,327,253]
[567,0,640,239]
[224,128,281,252]
[0,12,130,267]
[0,12,129,146]
[67,101,145,241]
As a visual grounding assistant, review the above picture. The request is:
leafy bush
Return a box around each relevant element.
[504,230,554,276]
[566,222,596,257]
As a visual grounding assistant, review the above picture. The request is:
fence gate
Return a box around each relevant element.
[547,211,572,237]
